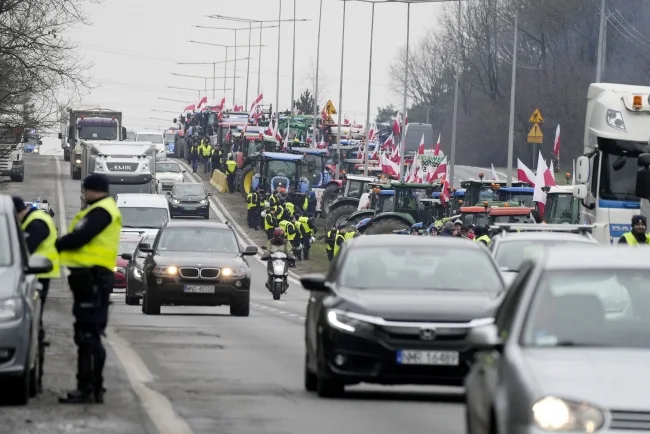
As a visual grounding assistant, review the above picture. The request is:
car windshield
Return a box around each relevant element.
[78,125,117,140]
[164,133,176,142]
[119,207,168,229]
[491,214,529,224]
[544,193,579,224]
[157,163,181,173]
[173,184,204,196]
[338,246,503,292]
[157,228,239,253]
[0,215,12,266]
[118,240,140,255]
[495,240,594,271]
[137,134,163,144]
[521,269,650,348]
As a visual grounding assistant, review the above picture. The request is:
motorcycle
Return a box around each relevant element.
[260,246,290,300]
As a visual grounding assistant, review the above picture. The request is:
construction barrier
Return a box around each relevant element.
[211,169,227,193]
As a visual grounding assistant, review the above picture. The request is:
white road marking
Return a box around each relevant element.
[54,156,195,434]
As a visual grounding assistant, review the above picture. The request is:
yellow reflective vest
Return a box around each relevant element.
[298,216,313,235]
[247,192,258,209]
[475,235,491,245]
[21,210,60,278]
[225,160,237,174]
[279,220,297,241]
[59,196,122,271]
[622,232,650,245]
[264,213,276,230]
[285,201,295,216]
[334,231,355,256]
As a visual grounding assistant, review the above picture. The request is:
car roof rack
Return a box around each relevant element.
[490,223,594,236]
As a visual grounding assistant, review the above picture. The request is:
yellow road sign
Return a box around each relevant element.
[324,100,337,115]
[326,115,334,123]
[527,123,543,144]
[528,108,544,124]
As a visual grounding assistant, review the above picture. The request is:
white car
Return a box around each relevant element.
[135,131,166,160]
[156,161,186,193]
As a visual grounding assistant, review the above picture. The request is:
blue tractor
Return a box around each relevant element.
[497,186,534,207]
[250,152,312,194]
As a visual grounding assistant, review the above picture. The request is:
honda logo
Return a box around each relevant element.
[419,328,436,341]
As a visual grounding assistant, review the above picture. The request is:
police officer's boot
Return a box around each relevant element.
[59,347,95,404]
[93,345,107,404]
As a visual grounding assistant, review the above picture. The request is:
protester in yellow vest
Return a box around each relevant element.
[297,215,317,260]
[225,154,237,194]
[619,215,650,245]
[13,196,60,394]
[56,174,122,405]
[333,228,357,257]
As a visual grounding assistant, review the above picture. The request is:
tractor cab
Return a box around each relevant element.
[251,152,312,194]
[234,126,278,156]
[543,185,579,224]
[216,114,250,149]
[461,178,529,206]
[287,147,331,189]
[351,163,381,175]
[497,186,534,207]
[488,206,533,225]
[460,205,491,228]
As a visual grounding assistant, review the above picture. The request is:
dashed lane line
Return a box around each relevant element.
[54,156,195,434]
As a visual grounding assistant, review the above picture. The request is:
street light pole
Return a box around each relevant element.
[258,22,263,96]
[312,0,324,145]
[291,0,297,111]
[234,31,237,104]
[398,3,411,180]
[213,63,216,100]
[276,0,282,114]
[449,0,461,188]
[335,0,347,181]
[246,22,252,104]
[506,2,519,186]
[595,0,606,82]
[363,2,376,176]
[224,47,228,98]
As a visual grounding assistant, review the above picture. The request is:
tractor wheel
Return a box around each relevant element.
[321,184,342,216]
[240,165,255,199]
[325,203,359,230]
[364,217,410,235]
[346,212,375,230]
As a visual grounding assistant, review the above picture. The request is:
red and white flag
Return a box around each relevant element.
[552,124,561,158]
[491,164,499,181]
[249,93,263,117]
[417,134,425,155]
[184,104,196,112]
[196,97,208,111]
[392,113,402,136]
[517,159,535,187]
[281,124,290,152]
[367,123,376,142]
[544,161,557,187]
[533,152,549,214]
[381,133,394,151]
[433,134,441,156]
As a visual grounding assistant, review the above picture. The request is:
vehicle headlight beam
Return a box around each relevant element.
[533,396,604,432]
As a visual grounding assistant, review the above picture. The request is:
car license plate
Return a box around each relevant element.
[184,285,215,293]
[396,350,459,366]
[183,207,194,211]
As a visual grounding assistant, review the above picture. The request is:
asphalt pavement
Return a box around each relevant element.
[1,153,467,434]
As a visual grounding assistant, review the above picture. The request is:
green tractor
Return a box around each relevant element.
[345,182,395,229]
[324,174,379,229]
[360,181,441,235]
[276,115,315,140]
[233,128,279,196]
[460,179,529,207]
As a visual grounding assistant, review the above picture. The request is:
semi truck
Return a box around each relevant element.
[60,107,127,178]
[79,141,158,207]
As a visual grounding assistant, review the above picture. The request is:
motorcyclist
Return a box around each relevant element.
[265,228,293,255]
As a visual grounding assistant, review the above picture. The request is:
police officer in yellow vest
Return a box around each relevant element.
[13,197,60,394]
[619,215,650,245]
[225,154,237,194]
[56,174,122,404]
[263,205,278,240]
[279,217,299,266]
[297,215,316,260]
[198,139,211,173]
[246,189,260,229]
[473,226,491,245]
[333,227,357,257]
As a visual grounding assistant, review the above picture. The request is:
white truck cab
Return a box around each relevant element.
[572,83,650,243]
[135,131,166,160]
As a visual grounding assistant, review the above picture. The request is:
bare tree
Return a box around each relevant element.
[301,58,331,109]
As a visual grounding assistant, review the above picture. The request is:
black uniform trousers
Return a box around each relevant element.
[68,267,112,394]
[301,235,312,259]
[37,278,50,388]
[226,171,236,193]
[247,207,260,228]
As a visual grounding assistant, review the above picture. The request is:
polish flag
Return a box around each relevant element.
[431,158,447,181]
[517,159,535,187]
[433,134,441,156]
[281,124,290,152]
[417,134,425,155]
[491,164,499,181]
[220,97,226,109]
[381,133,394,151]
[344,115,350,125]
[367,123,376,142]
[440,172,451,206]
[225,128,232,142]
[196,97,208,111]
[532,151,549,214]
[184,104,196,112]
[552,124,561,158]
[249,93,263,111]
[544,161,557,187]
[392,113,402,136]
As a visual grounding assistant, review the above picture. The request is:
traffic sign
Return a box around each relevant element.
[529,108,544,124]
[326,115,334,123]
[324,100,337,115]
[527,124,543,144]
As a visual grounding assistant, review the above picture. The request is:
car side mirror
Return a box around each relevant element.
[467,323,503,352]
[138,243,152,252]
[573,184,588,200]
[58,133,62,139]
[121,253,133,261]
[300,273,330,292]
[121,126,127,141]
[26,255,53,275]
[242,245,258,256]
[182,170,187,173]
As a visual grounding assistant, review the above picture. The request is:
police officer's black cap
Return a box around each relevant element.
[632,214,647,225]
[12,196,26,213]
[82,174,110,193]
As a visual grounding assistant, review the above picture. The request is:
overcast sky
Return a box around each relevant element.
[67,0,445,131]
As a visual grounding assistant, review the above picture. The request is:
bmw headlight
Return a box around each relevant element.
[606,109,626,131]
[199,199,207,205]
[94,161,104,171]
[141,162,150,172]
[153,265,177,276]
[532,397,604,432]
[326,309,375,333]
[172,199,180,204]
[0,297,23,322]
[220,267,245,278]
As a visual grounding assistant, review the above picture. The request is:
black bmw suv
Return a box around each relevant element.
[168,183,211,219]
[135,220,258,316]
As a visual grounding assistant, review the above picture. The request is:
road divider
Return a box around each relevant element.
[210,169,227,193]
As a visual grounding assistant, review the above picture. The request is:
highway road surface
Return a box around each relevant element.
[2,151,468,434]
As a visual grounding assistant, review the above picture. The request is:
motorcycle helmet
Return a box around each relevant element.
[274,228,285,238]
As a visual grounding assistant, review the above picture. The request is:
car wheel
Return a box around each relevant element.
[5,361,30,405]
[203,213,210,219]
[125,293,140,306]
[142,293,160,315]
[229,301,250,317]
[29,346,41,397]
[304,353,317,392]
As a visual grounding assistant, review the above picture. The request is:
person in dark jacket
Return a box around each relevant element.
[619,214,650,245]
[530,209,543,223]
[307,191,317,218]
[439,221,455,236]
[56,174,122,404]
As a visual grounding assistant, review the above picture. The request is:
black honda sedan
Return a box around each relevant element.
[301,235,505,398]
[136,220,257,316]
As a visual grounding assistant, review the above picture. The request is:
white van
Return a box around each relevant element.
[135,131,166,161]
[116,193,170,238]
